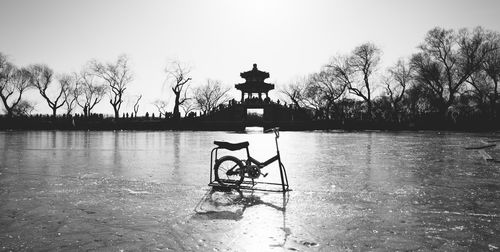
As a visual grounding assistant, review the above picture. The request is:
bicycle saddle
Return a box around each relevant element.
[213,141,249,151]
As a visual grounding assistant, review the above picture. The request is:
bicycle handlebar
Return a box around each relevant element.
[264,127,280,138]
[264,127,279,133]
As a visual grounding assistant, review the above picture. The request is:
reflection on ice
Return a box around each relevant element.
[194,188,292,250]
[194,188,288,220]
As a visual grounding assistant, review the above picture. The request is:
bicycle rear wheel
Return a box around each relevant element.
[214,156,245,186]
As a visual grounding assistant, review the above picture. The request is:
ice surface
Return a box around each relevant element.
[0,131,499,251]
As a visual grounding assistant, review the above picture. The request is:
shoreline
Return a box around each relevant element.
[1,117,499,132]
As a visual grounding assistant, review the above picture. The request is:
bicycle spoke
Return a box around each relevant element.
[220,162,239,180]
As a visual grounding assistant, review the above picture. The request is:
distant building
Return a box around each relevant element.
[200,64,309,126]
[235,64,274,102]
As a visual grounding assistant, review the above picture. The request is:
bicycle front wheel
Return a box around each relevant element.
[214,156,245,186]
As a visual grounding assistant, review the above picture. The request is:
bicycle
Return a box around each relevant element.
[209,127,290,192]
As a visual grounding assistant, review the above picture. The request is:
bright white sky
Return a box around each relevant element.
[1,0,499,115]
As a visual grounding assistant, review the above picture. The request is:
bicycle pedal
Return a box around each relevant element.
[263,173,268,177]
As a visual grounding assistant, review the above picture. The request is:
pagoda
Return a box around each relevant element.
[235,64,274,102]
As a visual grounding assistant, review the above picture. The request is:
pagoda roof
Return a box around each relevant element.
[240,64,270,80]
[235,64,275,93]
[235,82,274,93]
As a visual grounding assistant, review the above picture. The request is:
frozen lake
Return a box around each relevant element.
[1,130,499,250]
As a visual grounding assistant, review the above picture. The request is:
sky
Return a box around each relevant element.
[1,0,500,115]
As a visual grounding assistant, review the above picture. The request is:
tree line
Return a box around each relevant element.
[0,53,232,120]
[0,54,132,118]
[281,26,500,125]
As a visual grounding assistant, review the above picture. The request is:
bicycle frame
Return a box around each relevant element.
[209,127,290,192]
[244,129,282,169]
[246,154,280,169]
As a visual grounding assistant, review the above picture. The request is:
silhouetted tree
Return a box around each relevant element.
[0,54,32,117]
[91,54,133,118]
[402,82,436,120]
[301,77,325,118]
[165,60,192,119]
[307,67,347,119]
[465,70,492,116]
[152,99,169,118]
[75,70,106,117]
[181,97,196,117]
[482,32,500,118]
[133,94,142,117]
[28,64,68,117]
[411,27,496,117]
[280,77,307,109]
[383,59,413,121]
[328,43,381,119]
[59,73,79,116]
[194,79,231,114]
[11,100,36,116]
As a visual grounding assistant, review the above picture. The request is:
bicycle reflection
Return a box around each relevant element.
[193,187,291,249]
[194,187,289,220]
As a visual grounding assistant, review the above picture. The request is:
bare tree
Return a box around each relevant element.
[328,43,381,120]
[301,78,326,118]
[482,32,500,118]
[59,73,79,116]
[133,94,142,117]
[152,99,169,117]
[306,68,347,119]
[181,97,196,117]
[280,77,307,109]
[465,70,491,114]
[91,54,133,118]
[383,59,413,119]
[0,54,32,117]
[165,60,192,119]
[12,100,36,116]
[194,79,231,114]
[349,43,380,119]
[411,26,497,116]
[314,68,347,102]
[28,64,67,117]
[75,70,106,117]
